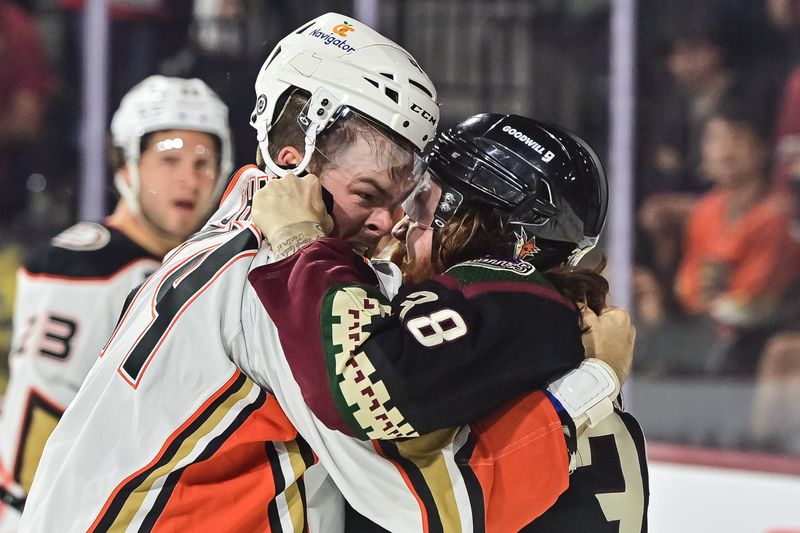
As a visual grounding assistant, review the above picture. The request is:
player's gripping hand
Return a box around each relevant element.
[580,306,636,384]
[252,173,335,260]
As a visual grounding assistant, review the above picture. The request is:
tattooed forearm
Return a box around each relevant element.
[269,222,326,260]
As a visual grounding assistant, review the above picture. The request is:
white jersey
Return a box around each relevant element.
[19,167,342,532]
[0,222,159,528]
[20,166,575,532]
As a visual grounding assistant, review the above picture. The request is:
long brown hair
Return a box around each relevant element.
[434,202,609,317]
[432,203,514,271]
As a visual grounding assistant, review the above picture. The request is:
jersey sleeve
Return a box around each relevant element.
[249,238,584,440]
[523,408,649,532]
[463,390,573,531]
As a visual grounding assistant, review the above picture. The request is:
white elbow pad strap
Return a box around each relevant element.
[547,359,620,428]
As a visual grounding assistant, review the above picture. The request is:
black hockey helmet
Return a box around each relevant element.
[408,113,608,268]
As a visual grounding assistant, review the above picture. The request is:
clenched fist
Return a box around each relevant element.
[581,306,636,384]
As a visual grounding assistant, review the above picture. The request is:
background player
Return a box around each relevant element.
[250,113,647,532]
[0,75,231,527]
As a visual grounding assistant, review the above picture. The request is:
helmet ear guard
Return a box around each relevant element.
[509,179,558,226]
[269,88,345,178]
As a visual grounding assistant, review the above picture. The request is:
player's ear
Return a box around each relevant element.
[276,146,302,166]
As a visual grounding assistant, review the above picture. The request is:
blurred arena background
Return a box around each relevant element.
[1,0,800,530]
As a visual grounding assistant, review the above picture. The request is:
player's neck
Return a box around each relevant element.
[106,202,181,258]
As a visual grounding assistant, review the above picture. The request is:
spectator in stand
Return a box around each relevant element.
[751,332,800,454]
[751,2,800,449]
[0,0,53,224]
[768,0,800,187]
[635,15,782,330]
[675,102,800,376]
[643,22,735,198]
[767,0,800,65]
[635,20,737,329]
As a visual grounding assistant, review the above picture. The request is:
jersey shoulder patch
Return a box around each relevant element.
[24,223,159,279]
[51,222,111,251]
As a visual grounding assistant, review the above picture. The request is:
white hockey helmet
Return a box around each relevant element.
[250,12,439,177]
[110,75,233,214]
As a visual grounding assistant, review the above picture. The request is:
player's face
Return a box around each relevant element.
[667,40,723,89]
[319,135,418,257]
[394,173,443,261]
[136,130,220,240]
[388,175,445,282]
[391,216,434,264]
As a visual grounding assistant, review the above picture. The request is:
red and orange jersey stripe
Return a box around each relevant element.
[89,370,315,532]
[464,390,569,532]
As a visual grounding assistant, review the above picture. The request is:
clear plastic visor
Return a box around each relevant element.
[401,171,464,230]
[296,100,427,200]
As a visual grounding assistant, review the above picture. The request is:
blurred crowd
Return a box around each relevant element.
[634,0,800,453]
[1,0,800,455]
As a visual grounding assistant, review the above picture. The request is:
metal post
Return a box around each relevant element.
[609,0,637,401]
[608,0,636,311]
[79,0,110,221]
[354,0,380,28]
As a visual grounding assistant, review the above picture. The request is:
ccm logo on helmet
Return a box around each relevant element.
[411,103,436,125]
[310,26,357,52]
[502,125,555,163]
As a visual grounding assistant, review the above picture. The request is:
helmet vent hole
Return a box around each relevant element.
[380,72,395,80]
[263,47,281,70]
[403,120,410,128]
[364,77,380,89]
[384,87,399,103]
[409,79,433,98]
[295,22,314,34]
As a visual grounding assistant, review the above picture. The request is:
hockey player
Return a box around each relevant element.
[0,75,231,529]
[19,13,440,532]
[249,114,648,532]
[21,14,631,532]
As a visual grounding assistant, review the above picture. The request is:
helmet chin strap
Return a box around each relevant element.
[257,124,318,178]
[115,160,142,215]
[567,235,599,267]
